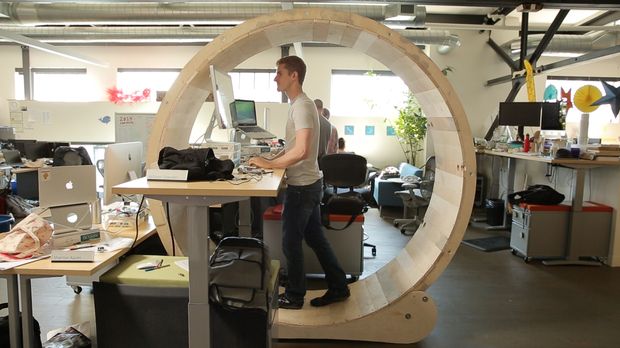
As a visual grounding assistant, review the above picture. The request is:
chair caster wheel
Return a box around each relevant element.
[371,247,376,256]
[72,286,82,294]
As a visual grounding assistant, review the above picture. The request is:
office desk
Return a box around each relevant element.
[479,150,620,265]
[112,171,284,348]
[8,218,156,348]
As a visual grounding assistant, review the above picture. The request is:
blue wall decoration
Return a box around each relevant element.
[386,126,395,136]
[591,81,620,118]
[344,125,354,135]
[365,125,375,136]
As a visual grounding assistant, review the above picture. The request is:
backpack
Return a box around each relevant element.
[53,146,93,166]
[320,194,368,231]
[507,184,565,206]
[0,302,43,348]
[208,237,272,311]
[158,147,234,181]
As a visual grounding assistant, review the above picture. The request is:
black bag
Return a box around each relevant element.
[0,302,43,348]
[507,184,565,206]
[53,146,93,166]
[209,237,271,311]
[321,194,367,231]
[158,147,234,181]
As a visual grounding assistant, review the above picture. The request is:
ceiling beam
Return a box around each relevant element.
[528,9,568,66]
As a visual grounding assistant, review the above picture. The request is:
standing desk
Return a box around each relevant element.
[5,218,157,348]
[112,171,284,348]
[480,150,620,265]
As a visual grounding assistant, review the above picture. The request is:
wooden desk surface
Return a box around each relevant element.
[479,149,620,169]
[112,169,285,198]
[13,218,156,277]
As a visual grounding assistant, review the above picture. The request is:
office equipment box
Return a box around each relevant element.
[570,202,613,258]
[510,203,569,260]
[94,255,279,348]
[510,202,613,261]
[263,205,363,278]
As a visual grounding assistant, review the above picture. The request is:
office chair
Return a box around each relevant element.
[393,156,435,236]
[320,153,376,257]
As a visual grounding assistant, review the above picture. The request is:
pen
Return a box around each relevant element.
[68,244,94,251]
[145,264,170,272]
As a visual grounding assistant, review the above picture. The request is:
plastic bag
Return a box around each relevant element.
[43,326,91,348]
[0,212,53,260]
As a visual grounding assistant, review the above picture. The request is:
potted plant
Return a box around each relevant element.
[390,93,427,165]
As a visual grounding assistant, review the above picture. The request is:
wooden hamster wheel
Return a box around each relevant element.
[147,8,476,344]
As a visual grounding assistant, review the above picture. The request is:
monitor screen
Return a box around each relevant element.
[230,99,257,126]
[209,65,235,129]
[540,102,563,130]
[103,141,143,206]
[498,102,542,127]
[24,141,54,160]
[9,139,36,156]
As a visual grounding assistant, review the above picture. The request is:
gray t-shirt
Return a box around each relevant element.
[284,92,321,186]
[318,115,332,159]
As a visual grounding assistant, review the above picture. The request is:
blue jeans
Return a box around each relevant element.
[282,178,347,300]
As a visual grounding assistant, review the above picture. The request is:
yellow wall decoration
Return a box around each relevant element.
[523,60,536,102]
[574,85,602,113]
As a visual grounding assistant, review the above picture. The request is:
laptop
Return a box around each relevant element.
[47,203,93,234]
[1,149,24,167]
[230,99,276,139]
[38,165,97,208]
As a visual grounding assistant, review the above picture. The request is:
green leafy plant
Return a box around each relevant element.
[389,93,427,165]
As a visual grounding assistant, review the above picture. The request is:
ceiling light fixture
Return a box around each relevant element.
[516,3,543,13]
[385,4,426,27]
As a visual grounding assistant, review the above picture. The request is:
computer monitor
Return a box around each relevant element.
[9,139,36,156]
[540,102,563,131]
[230,99,257,126]
[24,141,54,160]
[498,102,542,127]
[103,142,143,206]
[209,65,235,130]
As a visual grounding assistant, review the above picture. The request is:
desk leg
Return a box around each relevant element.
[1,275,21,348]
[19,275,36,348]
[187,205,211,348]
[238,198,252,237]
[544,168,600,266]
[487,157,514,231]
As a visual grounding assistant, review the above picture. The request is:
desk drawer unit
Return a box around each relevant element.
[571,202,612,258]
[510,203,569,259]
[263,205,363,277]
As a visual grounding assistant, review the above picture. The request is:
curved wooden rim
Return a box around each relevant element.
[147,8,476,338]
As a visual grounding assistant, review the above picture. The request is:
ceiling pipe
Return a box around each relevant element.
[504,31,620,56]
[0,25,461,46]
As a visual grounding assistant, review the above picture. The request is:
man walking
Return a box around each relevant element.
[249,56,350,309]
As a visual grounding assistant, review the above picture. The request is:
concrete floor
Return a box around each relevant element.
[2,207,620,347]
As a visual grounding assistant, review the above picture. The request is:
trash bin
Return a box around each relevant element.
[485,199,504,226]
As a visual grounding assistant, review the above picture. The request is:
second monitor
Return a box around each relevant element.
[230,99,275,139]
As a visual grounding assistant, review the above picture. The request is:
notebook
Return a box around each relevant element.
[230,99,275,139]
[38,165,97,208]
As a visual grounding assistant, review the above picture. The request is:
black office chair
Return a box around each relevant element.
[320,153,376,257]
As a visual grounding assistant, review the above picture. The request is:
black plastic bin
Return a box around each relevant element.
[485,199,504,226]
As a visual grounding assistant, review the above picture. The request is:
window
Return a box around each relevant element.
[116,68,280,103]
[14,68,94,101]
[545,77,620,138]
[117,68,181,102]
[229,69,280,102]
[330,70,409,118]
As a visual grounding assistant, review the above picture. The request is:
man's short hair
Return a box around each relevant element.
[322,108,330,119]
[276,56,307,85]
[314,99,323,109]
